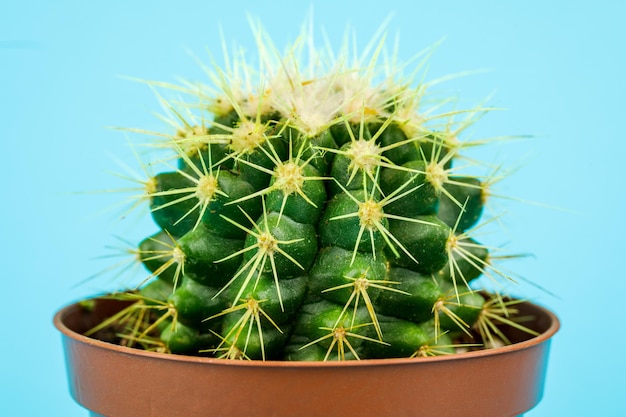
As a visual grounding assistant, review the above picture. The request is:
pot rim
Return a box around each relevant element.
[54,297,559,368]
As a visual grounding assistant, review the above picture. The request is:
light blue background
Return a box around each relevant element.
[2,1,623,415]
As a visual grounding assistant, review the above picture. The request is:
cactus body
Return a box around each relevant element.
[102,25,531,361]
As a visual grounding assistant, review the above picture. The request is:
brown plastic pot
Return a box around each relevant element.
[54,297,559,417]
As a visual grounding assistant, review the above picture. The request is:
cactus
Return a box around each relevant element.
[93,23,538,361]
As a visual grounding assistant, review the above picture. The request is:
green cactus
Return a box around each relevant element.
[93,24,537,361]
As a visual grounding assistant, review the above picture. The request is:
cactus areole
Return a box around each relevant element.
[59,24,559,368]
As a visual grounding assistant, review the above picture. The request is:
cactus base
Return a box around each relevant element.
[54,297,558,417]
